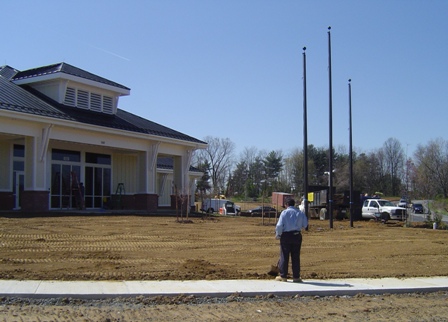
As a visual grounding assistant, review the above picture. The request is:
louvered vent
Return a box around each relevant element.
[64,87,115,114]
[103,96,113,114]
[64,87,76,106]
[90,93,102,112]
[77,90,89,109]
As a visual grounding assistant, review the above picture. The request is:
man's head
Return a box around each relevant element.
[287,199,295,207]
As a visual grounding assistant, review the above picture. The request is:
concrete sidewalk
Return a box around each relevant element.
[1,277,447,299]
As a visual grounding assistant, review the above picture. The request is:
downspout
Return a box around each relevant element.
[40,124,53,162]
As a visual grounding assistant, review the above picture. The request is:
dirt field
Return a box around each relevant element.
[0,214,447,321]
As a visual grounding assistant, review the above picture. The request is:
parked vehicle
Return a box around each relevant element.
[412,203,424,214]
[362,199,407,221]
[308,186,362,221]
[201,198,240,215]
[248,206,277,216]
[397,198,408,208]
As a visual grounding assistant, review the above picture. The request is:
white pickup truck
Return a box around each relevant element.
[362,198,407,221]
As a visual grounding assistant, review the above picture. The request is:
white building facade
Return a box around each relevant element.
[0,63,206,212]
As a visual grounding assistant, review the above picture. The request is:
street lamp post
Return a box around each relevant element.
[303,46,309,229]
[328,26,334,229]
[348,79,354,228]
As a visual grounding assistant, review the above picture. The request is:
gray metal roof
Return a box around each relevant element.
[0,65,19,80]
[0,64,206,145]
[12,62,130,91]
[0,73,72,120]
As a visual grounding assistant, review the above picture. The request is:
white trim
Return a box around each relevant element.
[13,73,130,96]
[0,110,207,151]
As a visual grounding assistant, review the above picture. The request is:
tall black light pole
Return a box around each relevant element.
[349,79,354,228]
[328,26,334,229]
[303,47,309,228]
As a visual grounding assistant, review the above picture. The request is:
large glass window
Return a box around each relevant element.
[51,164,81,209]
[50,150,111,209]
[13,145,25,209]
[52,149,81,162]
[85,153,111,165]
[84,152,111,209]
[13,144,25,158]
[50,149,81,209]
[84,167,111,208]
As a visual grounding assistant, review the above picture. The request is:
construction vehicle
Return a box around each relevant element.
[307,185,362,221]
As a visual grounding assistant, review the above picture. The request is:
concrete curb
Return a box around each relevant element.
[0,277,447,299]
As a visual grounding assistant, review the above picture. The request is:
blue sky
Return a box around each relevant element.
[3,1,447,159]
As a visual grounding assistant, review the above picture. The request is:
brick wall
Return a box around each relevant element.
[134,194,158,212]
[21,191,49,212]
[0,192,14,210]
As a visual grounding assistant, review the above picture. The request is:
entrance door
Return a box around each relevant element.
[51,164,81,209]
[13,171,24,209]
[84,167,111,208]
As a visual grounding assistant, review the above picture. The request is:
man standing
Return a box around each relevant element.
[275,198,308,282]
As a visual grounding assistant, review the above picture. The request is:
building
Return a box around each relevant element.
[0,62,207,212]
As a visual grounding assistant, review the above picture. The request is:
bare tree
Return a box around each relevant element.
[382,138,404,196]
[414,138,448,198]
[195,136,235,196]
[239,146,259,167]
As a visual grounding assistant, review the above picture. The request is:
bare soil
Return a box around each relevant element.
[0,214,447,321]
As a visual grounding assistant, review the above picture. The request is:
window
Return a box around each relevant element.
[13,144,25,158]
[52,149,81,162]
[86,152,111,165]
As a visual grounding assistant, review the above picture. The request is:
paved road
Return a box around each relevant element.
[406,200,448,223]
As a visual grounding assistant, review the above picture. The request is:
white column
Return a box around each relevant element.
[138,142,160,193]
[24,136,47,191]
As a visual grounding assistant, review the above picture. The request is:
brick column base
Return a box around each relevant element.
[170,195,191,212]
[21,191,49,212]
[134,194,158,212]
[0,192,15,210]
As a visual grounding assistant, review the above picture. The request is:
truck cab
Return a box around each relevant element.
[362,199,407,221]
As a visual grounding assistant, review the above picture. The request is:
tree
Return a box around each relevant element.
[413,138,448,198]
[282,148,301,191]
[228,161,249,199]
[234,147,259,199]
[264,151,283,176]
[308,145,329,186]
[263,150,283,193]
[249,156,265,198]
[352,151,371,194]
[194,136,235,196]
[382,138,405,196]
[196,160,212,200]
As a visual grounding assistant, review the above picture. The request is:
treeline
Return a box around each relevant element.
[193,136,448,201]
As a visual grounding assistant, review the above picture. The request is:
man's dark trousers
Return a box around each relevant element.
[279,231,302,279]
